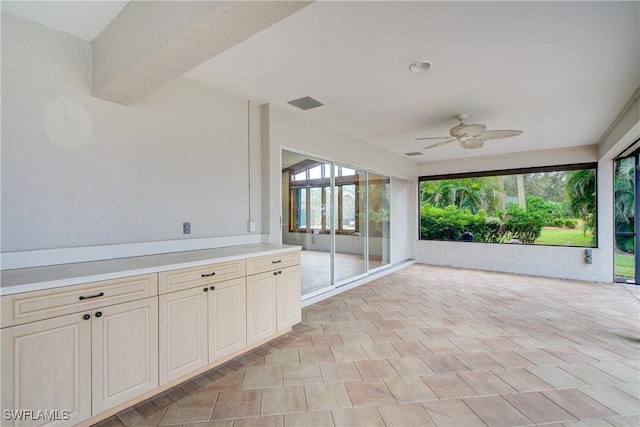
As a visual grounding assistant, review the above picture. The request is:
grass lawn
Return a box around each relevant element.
[614,252,635,278]
[535,227,594,247]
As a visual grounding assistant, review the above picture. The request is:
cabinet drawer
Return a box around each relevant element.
[159,260,245,294]
[1,274,158,328]
[246,251,300,276]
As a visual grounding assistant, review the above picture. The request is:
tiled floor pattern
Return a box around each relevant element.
[98,264,640,427]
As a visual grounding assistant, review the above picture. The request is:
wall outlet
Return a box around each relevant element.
[183,222,191,235]
[247,220,256,233]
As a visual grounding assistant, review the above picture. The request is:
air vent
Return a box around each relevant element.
[287,96,324,110]
[404,152,423,156]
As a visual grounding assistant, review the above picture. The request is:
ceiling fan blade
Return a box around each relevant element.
[423,138,457,149]
[481,130,523,140]
[414,136,451,141]
[460,138,484,149]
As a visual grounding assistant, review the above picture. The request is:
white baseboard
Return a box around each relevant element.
[1,234,270,270]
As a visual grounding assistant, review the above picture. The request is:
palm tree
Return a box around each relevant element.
[614,157,634,252]
[565,169,596,241]
[421,177,502,215]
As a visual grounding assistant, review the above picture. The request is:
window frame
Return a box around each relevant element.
[288,167,361,235]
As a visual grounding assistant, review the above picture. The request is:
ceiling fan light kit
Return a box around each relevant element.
[416,114,522,151]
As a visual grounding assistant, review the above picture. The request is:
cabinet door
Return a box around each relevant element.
[92,297,158,414]
[159,287,208,385]
[209,278,247,362]
[276,266,301,332]
[1,312,92,426]
[246,272,277,345]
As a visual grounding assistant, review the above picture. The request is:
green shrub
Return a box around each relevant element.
[502,206,545,244]
[563,218,578,229]
[526,196,570,226]
[551,218,565,227]
[420,204,490,241]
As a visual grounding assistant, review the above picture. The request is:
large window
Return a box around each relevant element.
[419,164,597,247]
[288,163,360,234]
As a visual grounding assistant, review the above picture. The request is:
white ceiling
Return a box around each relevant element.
[4,1,639,163]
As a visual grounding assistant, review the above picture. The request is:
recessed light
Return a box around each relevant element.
[409,60,432,72]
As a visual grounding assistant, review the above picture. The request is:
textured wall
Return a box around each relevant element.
[1,13,261,252]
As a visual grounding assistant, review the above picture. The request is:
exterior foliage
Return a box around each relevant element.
[565,169,597,243]
[420,167,596,246]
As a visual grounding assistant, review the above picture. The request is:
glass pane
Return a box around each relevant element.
[341,185,356,230]
[341,167,356,176]
[309,165,322,179]
[297,188,306,228]
[419,169,596,247]
[309,187,323,229]
[368,172,391,269]
[614,156,635,283]
[282,150,333,297]
[335,165,366,283]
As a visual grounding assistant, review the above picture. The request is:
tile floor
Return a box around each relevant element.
[98,264,640,427]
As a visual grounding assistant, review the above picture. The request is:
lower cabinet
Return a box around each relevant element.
[0,296,158,426]
[1,311,92,426]
[1,249,301,426]
[159,278,247,385]
[208,278,247,362]
[276,266,302,331]
[92,298,159,414]
[247,265,301,345]
[159,287,208,385]
[246,272,277,345]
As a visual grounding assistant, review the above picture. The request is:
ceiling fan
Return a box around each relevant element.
[416,114,523,150]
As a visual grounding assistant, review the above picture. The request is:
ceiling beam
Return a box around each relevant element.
[92,0,312,105]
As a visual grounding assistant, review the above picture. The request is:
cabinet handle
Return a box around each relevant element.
[95,312,102,318]
[273,272,278,276]
[83,314,91,320]
[271,260,282,264]
[203,287,209,292]
[79,292,104,301]
[201,272,216,277]
[278,271,282,275]
[210,286,215,291]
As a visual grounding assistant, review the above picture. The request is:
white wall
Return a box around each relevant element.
[391,177,416,263]
[415,145,613,282]
[1,13,263,264]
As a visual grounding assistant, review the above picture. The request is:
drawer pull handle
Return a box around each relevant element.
[201,272,216,277]
[79,292,104,301]
[278,271,282,275]
[271,260,282,264]
[83,314,91,320]
[210,286,215,291]
[95,312,102,318]
[273,272,278,276]
[203,287,209,292]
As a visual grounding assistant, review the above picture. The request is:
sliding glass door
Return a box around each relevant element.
[614,152,637,284]
[368,172,391,271]
[282,151,334,296]
[282,150,392,298]
[334,164,367,284]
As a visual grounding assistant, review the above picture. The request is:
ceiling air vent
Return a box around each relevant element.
[404,152,423,157]
[287,96,324,110]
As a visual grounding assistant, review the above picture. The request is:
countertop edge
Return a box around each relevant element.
[0,245,302,296]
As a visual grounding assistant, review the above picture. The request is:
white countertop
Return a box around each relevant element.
[0,244,301,296]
